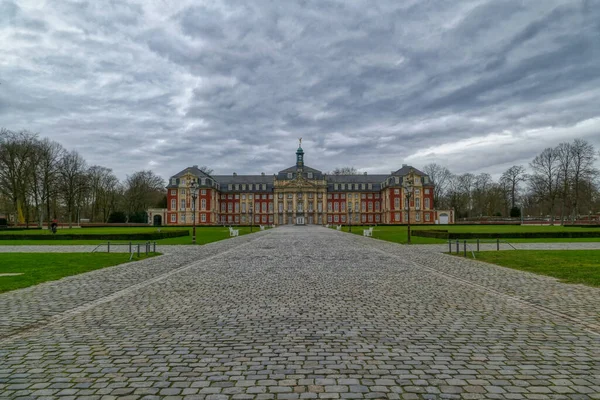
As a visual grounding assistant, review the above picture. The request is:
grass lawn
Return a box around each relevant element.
[0,252,159,293]
[453,250,600,287]
[337,225,600,244]
[0,226,259,245]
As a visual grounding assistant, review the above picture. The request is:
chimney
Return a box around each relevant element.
[364,172,367,175]
[233,172,237,176]
[261,172,265,176]
[402,164,407,167]
[193,165,198,168]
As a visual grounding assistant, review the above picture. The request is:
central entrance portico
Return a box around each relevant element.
[296,216,305,225]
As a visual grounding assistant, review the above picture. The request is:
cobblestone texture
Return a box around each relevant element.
[0,226,598,399]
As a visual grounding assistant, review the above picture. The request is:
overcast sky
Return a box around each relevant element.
[2,0,600,180]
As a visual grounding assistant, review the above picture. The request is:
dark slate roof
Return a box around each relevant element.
[392,165,427,176]
[212,175,274,184]
[326,174,388,183]
[171,166,214,179]
[278,165,322,174]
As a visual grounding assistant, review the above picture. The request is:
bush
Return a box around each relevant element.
[412,230,600,239]
[510,207,521,218]
[108,211,127,223]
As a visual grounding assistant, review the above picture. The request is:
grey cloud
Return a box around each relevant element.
[1,0,600,180]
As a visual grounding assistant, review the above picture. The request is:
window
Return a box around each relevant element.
[341,203,346,212]
[249,195,253,200]
[221,203,226,212]
[394,198,400,210]
[375,201,380,212]
[328,215,332,223]
[395,177,400,184]
[425,189,430,195]
[425,213,430,221]
[361,202,366,212]
[171,190,176,196]
[416,213,421,222]
[201,199,206,210]
[327,194,332,199]
[242,194,246,200]
[262,215,267,223]
[394,189,400,195]
[341,215,346,223]
[341,184,345,190]
[228,184,232,190]
[170,214,176,223]
[249,184,253,190]
[235,203,239,213]
[242,203,246,213]
[262,203,267,213]
[263,194,267,199]
[327,203,332,212]
[334,184,338,190]
[221,195,226,199]
[361,193,366,199]
[288,193,293,199]
[221,215,225,222]
[318,193,323,199]
[368,215,373,222]
[368,202,373,212]
[269,194,273,199]
[308,172,313,179]
[368,184,372,190]
[181,189,186,195]
[201,189,206,195]
[375,193,380,199]
[269,215,273,223]
[334,203,339,212]
[341,194,345,199]
[235,184,239,190]
[416,198,421,209]
[181,214,186,223]
[171,199,176,210]
[425,198,430,209]
[361,183,366,190]
[415,189,420,195]
[235,194,239,199]
[242,184,246,190]
[318,203,322,212]
[180,199,186,210]
[361,214,366,222]
[241,215,246,223]
[395,212,400,221]
[255,215,260,223]
[308,193,313,199]
[355,201,359,211]
[375,214,380,222]
[278,193,283,199]
[228,203,233,212]
[334,194,338,199]
[262,184,266,190]
[235,215,239,223]
[228,194,233,199]
[201,214,206,222]
[269,203,273,212]
[279,203,283,212]
[288,173,293,179]
[288,202,292,212]
[334,215,339,223]
[368,193,372,199]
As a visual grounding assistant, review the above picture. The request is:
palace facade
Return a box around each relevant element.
[148,144,454,226]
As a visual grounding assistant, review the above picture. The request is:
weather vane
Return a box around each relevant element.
[299,137,302,146]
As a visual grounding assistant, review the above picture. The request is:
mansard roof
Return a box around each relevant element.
[392,165,426,176]
[278,165,322,174]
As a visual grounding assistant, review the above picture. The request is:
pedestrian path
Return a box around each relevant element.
[0,226,598,399]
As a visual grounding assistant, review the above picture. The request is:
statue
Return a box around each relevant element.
[299,137,302,146]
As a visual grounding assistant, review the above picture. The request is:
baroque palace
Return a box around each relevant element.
[148,142,454,226]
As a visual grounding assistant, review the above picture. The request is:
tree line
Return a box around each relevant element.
[0,128,166,226]
[423,138,600,223]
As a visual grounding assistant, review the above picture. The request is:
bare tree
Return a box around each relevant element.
[59,150,88,227]
[0,129,39,225]
[529,147,561,224]
[423,163,451,208]
[569,139,597,219]
[328,167,359,175]
[198,166,214,175]
[35,138,64,226]
[500,165,527,210]
[124,170,165,222]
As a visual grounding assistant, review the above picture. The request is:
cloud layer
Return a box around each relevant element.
[2,0,600,179]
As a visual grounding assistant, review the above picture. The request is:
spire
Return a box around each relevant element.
[296,138,304,170]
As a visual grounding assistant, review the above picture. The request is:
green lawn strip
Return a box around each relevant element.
[337,225,600,244]
[0,227,258,246]
[0,252,160,293]
[455,250,600,287]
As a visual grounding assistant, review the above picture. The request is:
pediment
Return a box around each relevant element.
[278,176,318,188]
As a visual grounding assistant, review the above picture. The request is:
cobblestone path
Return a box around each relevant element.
[1,226,598,399]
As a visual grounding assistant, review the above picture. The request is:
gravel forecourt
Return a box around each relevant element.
[0,226,598,399]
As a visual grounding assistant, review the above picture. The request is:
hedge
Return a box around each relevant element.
[0,230,189,241]
[412,230,600,239]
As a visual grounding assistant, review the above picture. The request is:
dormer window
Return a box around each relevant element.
[308,172,313,179]
[287,172,293,179]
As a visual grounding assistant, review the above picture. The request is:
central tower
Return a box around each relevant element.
[296,138,304,171]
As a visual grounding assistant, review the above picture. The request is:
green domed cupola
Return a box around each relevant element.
[296,138,304,170]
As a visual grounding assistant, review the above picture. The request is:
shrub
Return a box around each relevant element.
[0,230,189,241]
[108,211,127,223]
[510,207,521,218]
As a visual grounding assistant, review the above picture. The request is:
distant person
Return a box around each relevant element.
[50,219,58,234]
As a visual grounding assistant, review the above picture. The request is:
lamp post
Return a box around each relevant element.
[404,178,413,244]
[190,181,198,244]
[249,206,253,232]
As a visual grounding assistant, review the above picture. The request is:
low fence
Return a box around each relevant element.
[0,230,189,241]
[413,230,600,240]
